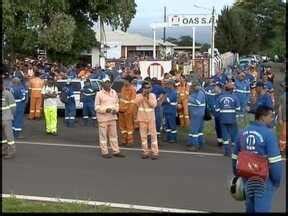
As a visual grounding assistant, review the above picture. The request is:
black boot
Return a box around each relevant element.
[4,144,16,159]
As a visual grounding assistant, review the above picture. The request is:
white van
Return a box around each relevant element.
[55,79,102,109]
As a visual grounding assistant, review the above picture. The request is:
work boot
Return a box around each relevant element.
[151,155,159,160]
[83,119,88,127]
[102,154,112,159]
[113,153,126,158]
[4,144,16,159]
[187,145,198,152]
[65,120,70,127]
[141,154,149,159]
[51,132,58,136]
[217,141,223,147]
[2,144,9,156]
[69,120,75,128]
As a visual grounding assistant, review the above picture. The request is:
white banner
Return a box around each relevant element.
[106,42,122,59]
[139,61,172,80]
[168,14,215,27]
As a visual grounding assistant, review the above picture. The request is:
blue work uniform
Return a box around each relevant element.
[67,68,77,79]
[215,91,241,156]
[255,93,273,111]
[162,88,177,142]
[212,73,228,86]
[232,122,283,213]
[263,81,274,93]
[234,78,251,117]
[63,84,76,127]
[81,85,97,126]
[188,88,206,148]
[205,85,223,144]
[152,83,166,135]
[10,84,26,137]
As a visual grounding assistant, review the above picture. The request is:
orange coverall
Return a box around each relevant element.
[28,77,44,119]
[177,82,190,128]
[278,96,286,153]
[279,122,286,153]
[135,93,159,156]
[118,84,136,145]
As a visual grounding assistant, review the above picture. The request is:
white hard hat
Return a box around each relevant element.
[102,75,110,83]
[229,176,245,201]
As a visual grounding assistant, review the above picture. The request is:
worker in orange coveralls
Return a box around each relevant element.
[95,76,125,159]
[134,81,159,160]
[278,81,286,157]
[176,75,190,128]
[118,76,136,146]
[28,70,44,119]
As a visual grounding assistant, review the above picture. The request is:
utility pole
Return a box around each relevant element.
[163,6,166,43]
[163,6,167,60]
[99,15,102,67]
[153,29,156,59]
[211,6,215,77]
[192,27,195,64]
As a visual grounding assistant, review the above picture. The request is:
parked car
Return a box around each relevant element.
[55,79,102,109]
[239,58,252,69]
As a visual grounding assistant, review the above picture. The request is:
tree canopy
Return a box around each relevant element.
[3,0,137,64]
[215,0,286,59]
[166,36,202,46]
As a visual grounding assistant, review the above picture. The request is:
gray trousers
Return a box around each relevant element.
[2,120,15,145]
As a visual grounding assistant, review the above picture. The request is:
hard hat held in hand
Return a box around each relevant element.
[229,176,246,201]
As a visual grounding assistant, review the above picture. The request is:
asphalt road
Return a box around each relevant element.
[2,119,286,213]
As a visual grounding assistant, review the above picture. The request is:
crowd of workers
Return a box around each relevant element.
[1,56,286,212]
[2,58,286,158]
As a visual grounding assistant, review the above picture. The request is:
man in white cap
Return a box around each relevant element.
[95,76,125,158]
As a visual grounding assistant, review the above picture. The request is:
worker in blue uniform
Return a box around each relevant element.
[234,72,251,118]
[162,80,177,143]
[10,77,26,138]
[187,80,206,151]
[151,78,166,137]
[81,79,97,127]
[215,81,241,156]
[63,80,76,127]
[204,79,223,147]
[253,81,273,111]
[262,74,274,94]
[212,72,229,87]
[232,106,283,213]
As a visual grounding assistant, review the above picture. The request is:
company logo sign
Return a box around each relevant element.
[168,15,216,27]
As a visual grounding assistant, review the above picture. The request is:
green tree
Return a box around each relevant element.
[3,0,137,64]
[200,43,210,53]
[40,13,76,52]
[216,0,286,58]
[215,6,249,55]
[166,36,201,46]
[166,37,178,45]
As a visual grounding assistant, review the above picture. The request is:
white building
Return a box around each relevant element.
[81,30,176,67]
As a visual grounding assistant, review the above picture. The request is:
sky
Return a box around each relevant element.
[127,0,236,43]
